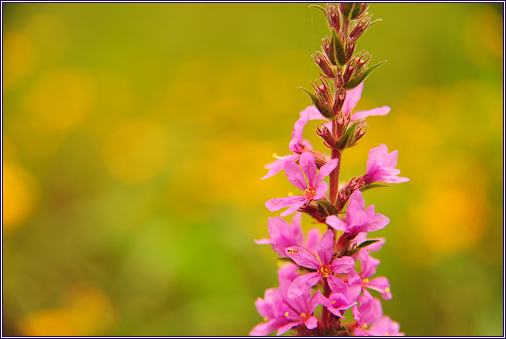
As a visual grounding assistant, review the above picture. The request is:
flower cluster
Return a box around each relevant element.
[251,3,407,336]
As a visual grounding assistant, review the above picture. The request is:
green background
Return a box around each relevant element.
[3,3,503,336]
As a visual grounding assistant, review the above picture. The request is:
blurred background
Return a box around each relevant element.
[2,3,503,336]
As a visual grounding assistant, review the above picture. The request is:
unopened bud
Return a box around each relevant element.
[322,36,337,66]
[312,51,336,78]
[350,17,370,39]
[333,88,347,116]
[346,38,357,62]
[351,3,369,20]
[327,4,341,32]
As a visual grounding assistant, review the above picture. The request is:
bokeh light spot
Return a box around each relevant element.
[24,69,94,131]
[102,119,168,184]
[3,162,36,231]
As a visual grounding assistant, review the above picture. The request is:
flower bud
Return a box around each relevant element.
[322,36,338,66]
[312,51,336,78]
[326,4,341,32]
[333,87,347,116]
[350,16,371,39]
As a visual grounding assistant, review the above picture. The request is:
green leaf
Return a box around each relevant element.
[298,87,334,119]
[317,200,338,219]
[345,60,387,90]
[342,3,355,19]
[355,239,380,251]
[332,29,346,66]
[361,183,390,191]
[351,3,363,19]
[334,122,357,150]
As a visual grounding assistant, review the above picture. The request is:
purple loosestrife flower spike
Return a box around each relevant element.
[326,190,390,236]
[364,144,410,184]
[284,230,355,298]
[265,152,337,217]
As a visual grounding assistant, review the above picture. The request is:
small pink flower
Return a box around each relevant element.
[351,289,383,329]
[326,190,390,236]
[348,251,393,301]
[354,316,405,336]
[317,290,356,319]
[265,152,338,217]
[255,213,321,256]
[364,144,409,184]
[284,230,355,298]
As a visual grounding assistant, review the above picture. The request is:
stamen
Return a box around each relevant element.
[385,287,390,293]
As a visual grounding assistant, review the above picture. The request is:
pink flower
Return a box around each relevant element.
[364,144,409,184]
[317,290,356,319]
[326,190,389,236]
[255,213,321,256]
[284,230,355,298]
[348,251,393,301]
[351,289,383,328]
[250,264,321,336]
[354,316,405,336]
[261,108,315,180]
[265,152,338,217]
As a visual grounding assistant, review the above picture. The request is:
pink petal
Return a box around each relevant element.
[313,180,328,200]
[250,318,284,336]
[280,198,308,217]
[305,316,318,330]
[366,277,392,300]
[276,321,301,336]
[289,116,310,153]
[326,215,349,232]
[315,158,338,184]
[299,152,317,187]
[301,105,327,121]
[359,251,380,279]
[351,106,390,120]
[331,256,356,274]
[254,238,271,245]
[383,148,398,168]
[343,82,364,116]
[265,195,305,212]
[364,213,390,233]
[262,155,299,180]
[285,161,308,191]
[285,246,320,270]
[305,228,321,254]
[346,191,366,224]
[317,230,335,265]
[287,272,321,298]
[327,275,349,294]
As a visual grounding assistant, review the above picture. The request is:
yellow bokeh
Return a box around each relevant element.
[23,69,95,131]
[3,162,36,231]
[410,162,488,255]
[102,119,169,184]
[19,284,117,336]
[3,31,35,90]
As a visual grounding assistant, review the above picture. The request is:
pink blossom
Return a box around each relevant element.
[265,152,337,217]
[348,250,393,301]
[326,190,389,236]
[317,290,356,319]
[255,213,321,256]
[354,316,405,336]
[351,289,383,328]
[284,230,355,298]
[250,264,320,336]
[364,144,409,184]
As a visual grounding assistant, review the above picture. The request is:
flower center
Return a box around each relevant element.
[300,312,310,322]
[318,265,332,278]
[304,187,316,199]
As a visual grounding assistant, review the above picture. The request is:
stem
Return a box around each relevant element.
[329,117,342,206]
